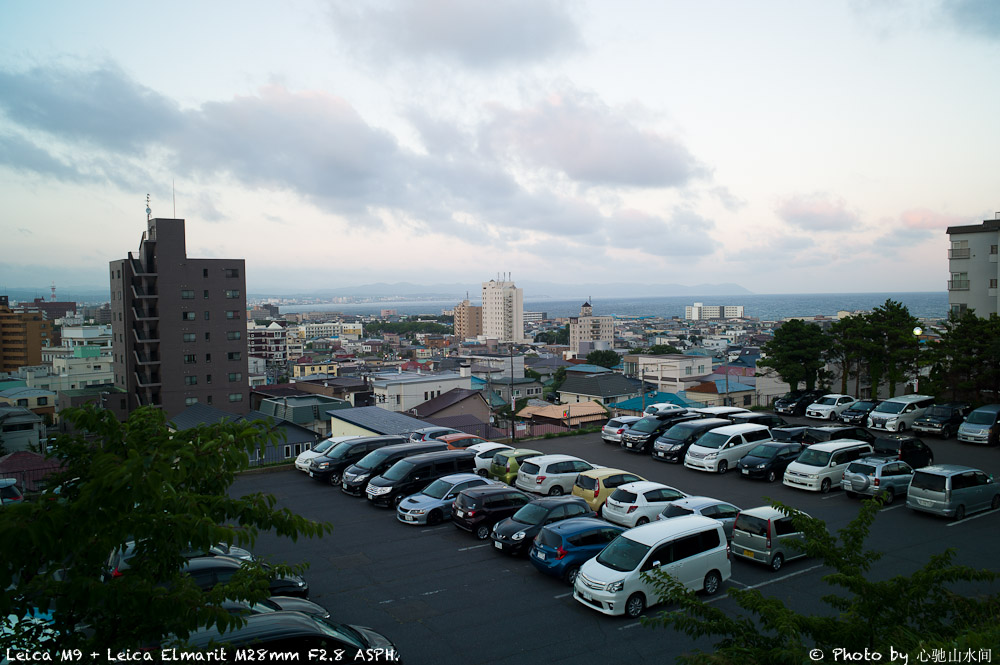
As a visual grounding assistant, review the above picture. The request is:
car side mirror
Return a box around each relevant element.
[651,560,661,568]
[446,493,456,499]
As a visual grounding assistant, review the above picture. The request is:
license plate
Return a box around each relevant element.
[581,591,593,601]
[308,471,314,477]
[494,541,503,550]
[918,499,931,507]
[657,452,665,458]
[743,549,754,558]
[404,515,415,522]
[536,551,546,560]
[741,468,749,475]
[455,509,464,518]
[342,482,349,490]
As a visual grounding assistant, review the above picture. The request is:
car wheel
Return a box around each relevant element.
[766,470,777,483]
[992,495,1000,510]
[820,478,832,494]
[703,570,722,596]
[475,524,491,540]
[717,460,729,475]
[879,489,894,505]
[565,566,580,586]
[770,553,784,572]
[896,422,906,432]
[548,485,564,496]
[954,505,966,521]
[636,516,650,526]
[427,509,443,526]
[828,412,837,420]
[940,426,952,439]
[625,593,646,618]
[476,469,488,477]
[328,472,342,487]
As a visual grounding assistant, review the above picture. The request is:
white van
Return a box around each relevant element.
[782,440,873,493]
[867,394,935,432]
[573,515,730,618]
[643,403,688,416]
[684,424,772,474]
[690,406,751,419]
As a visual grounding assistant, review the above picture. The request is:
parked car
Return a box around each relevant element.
[800,425,875,446]
[366,450,476,507]
[221,596,331,619]
[643,403,688,416]
[911,402,970,438]
[436,433,490,449]
[294,435,360,473]
[396,472,495,525]
[571,468,646,514]
[689,406,751,419]
[870,434,934,468]
[906,465,1000,520]
[307,435,408,486]
[0,478,24,507]
[106,540,254,578]
[178,556,308,598]
[728,412,790,429]
[841,458,914,503]
[491,496,595,556]
[839,399,881,425]
[805,394,857,420]
[340,441,448,496]
[601,416,642,444]
[651,418,731,464]
[867,394,935,432]
[452,485,532,539]
[770,427,809,443]
[514,454,596,496]
[735,441,805,483]
[489,448,543,485]
[574,516,730,617]
[684,424,772,474]
[957,404,1000,446]
[409,426,462,442]
[731,506,809,572]
[657,496,741,540]
[773,390,825,416]
[467,442,513,477]
[782,440,873,493]
[620,412,700,453]
[601,481,687,528]
[529,517,625,585]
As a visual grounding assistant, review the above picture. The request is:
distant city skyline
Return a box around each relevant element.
[1,1,998,294]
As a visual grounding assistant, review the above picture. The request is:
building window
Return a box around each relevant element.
[184,376,198,385]
[185,397,199,406]
[205,332,211,341]
[184,354,197,364]
[37,397,48,406]
[206,374,212,384]
[992,279,999,289]
[992,245,998,255]
[225,290,240,299]
[227,331,242,340]
[183,333,196,342]
[203,269,209,277]
[225,268,240,278]
[204,311,210,320]
[205,353,212,363]
[228,351,242,361]
[228,372,242,381]
[685,366,692,375]
[283,445,291,459]
[206,395,212,404]
[226,310,240,319]
[182,312,195,321]
[181,290,195,299]
[229,392,244,402]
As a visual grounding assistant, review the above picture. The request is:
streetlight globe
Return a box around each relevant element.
[912,326,923,336]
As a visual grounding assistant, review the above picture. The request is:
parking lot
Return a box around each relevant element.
[230,422,1000,665]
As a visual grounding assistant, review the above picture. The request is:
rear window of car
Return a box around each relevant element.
[846,462,875,475]
[519,462,540,475]
[609,489,637,503]
[575,474,597,491]
[493,453,512,467]
[910,471,947,492]
[733,514,768,536]
[536,528,563,549]
[661,504,694,518]
[607,419,625,428]
[873,439,900,455]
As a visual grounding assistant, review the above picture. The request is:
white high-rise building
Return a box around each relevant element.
[481,279,524,342]
[685,303,745,320]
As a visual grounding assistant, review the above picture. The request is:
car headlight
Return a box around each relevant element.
[607,580,624,593]
[297,580,306,587]
[755,463,765,469]
[492,523,500,534]
[512,531,526,541]
[356,473,370,482]
[316,462,329,469]
[705,453,718,460]
[669,444,682,451]
[805,473,818,480]
[410,509,425,515]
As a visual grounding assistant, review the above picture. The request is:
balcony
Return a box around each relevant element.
[948,280,970,291]
[130,284,158,299]
[948,248,971,259]
[134,370,162,387]
[132,329,161,344]
[133,350,160,365]
[132,305,159,320]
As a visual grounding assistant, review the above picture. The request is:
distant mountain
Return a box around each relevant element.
[0,286,110,304]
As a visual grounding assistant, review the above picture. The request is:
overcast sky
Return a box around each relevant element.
[1,0,998,295]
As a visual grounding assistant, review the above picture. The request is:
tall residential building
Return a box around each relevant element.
[946,215,1000,317]
[0,296,52,372]
[481,279,524,342]
[248,321,288,370]
[109,218,249,418]
[453,299,483,340]
[568,302,615,356]
[685,303,745,320]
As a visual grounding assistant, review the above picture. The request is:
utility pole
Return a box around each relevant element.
[509,344,516,444]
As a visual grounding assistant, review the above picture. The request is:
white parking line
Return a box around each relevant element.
[821,493,844,500]
[727,579,748,587]
[553,592,572,599]
[420,526,449,533]
[880,504,904,512]
[618,621,642,631]
[946,509,999,527]
[743,564,824,590]
[458,544,490,551]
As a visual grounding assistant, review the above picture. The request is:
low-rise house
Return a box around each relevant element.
[557,372,642,406]
[0,406,46,453]
[256,394,352,437]
[408,388,491,422]
[327,406,428,438]
[683,378,757,408]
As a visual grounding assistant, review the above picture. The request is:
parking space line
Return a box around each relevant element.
[743,564,823,590]
[946,509,999,527]
[554,592,572,599]
[821,494,844,500]
[727,579,748,587]
[458,544,490,551]
[420,526,450,533]
[880,504,904,512]
[618,621,642,631]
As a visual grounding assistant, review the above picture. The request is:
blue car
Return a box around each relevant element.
[528,517,625,585]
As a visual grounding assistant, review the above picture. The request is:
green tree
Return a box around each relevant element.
[647,344,682,355]
[926,311,1000,402]
[866,300,921,397]
[534,325,569,345]
[758,319,830,391]
[642,499,1000,663]
[548,366,568,393]
[586,350,621,368]
[0,406,331,652]
[826,314,871,396]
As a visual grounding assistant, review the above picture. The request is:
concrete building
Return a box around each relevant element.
[18,297,77,322]
[568,302,615,357]
[685,303,745,320]
[247,321,288,376]
[109,218,249,418]
[0,296,53,373]
[453,299,483,340]
[370,371,471,413]
[946,215,1000,317]
[622,354,713,393]
[481,279,524,342]
[26,346,114,392]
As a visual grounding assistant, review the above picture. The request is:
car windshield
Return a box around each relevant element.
[312,616,367,649]
[381,460,415,482]
[596,535,650,572]
[630,417,661,434]
[796,448,832,466]
[421,478,453,499]
[312,439,337,454]
[746,444,777,459]
[662,423,700,442]
[922,406,951,418]
[355,449,391,470]
[493,453,512,467]
[325,440,358,460]
[609,489,637,503]
[967,410,995,425]
[694,431,728,450]
[512,503,549,525]
[817,397,838,406]
[849,401,877,411]
[733,514,768,536]
[874,402,905,414]
[771,429,801,443]
[520,462,540,476]
[910,471,947,491]
[477,448,502,459]
[575,475,597,491]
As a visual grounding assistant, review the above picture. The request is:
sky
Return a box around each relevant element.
[1,0,998,296]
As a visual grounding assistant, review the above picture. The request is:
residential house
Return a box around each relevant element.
[370,371,471,413]
[0,387,57,422]
[408,387,491,423]
[327,406,428,438]
[557,373,642,406]
[622,354,713,393]
[0,406,46,453]
[256,394,352,437]
[683,378,757,408]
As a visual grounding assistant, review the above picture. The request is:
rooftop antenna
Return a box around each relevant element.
[146,194,151,221]
[51,282,56,302]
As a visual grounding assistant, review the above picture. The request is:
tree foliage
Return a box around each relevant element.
[865,300,920,398]
[759,319,831,391]
[534,325,569,345]
[647,345,682,355]
[642,498,1000,663]
[0,406,331,652]
[585,350,621,368]
[925,311,1000,403]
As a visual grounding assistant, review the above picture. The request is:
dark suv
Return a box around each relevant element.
[307,435,407,486]
[452,485,532,540]
[773,390,825,416]
[870,435,935,468]
[839,399,881,426]
[800,425,875,446]
[912,403,970,439]
[490,496,595,556]
[341,441,448,496]
[620,412,699,453]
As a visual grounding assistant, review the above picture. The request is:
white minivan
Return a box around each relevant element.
[684,424,772,474]
[574,515,730,618]
[782,439,873,493]
[867,394,934,432]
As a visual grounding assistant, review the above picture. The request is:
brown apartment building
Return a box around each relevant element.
[0,296,53,372]
[109,218,249,419]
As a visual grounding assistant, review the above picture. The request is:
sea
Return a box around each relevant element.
[278,292,949,321]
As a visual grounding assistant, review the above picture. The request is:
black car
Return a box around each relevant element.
[911,402,970,438]
[307,435,407,486]
[620,412,700,453]
[452,485,532,540]
[180,556,309,598]
[729,412,790,429]
[870,435,935,468]
[800,425,875,446]
[364,450,476,507]
[341,441,448,496]
[651,418,731,463]
[839,399,881,426]
[773,390,825,416]
[491,496,595,556]
[770,426,809,443]
[736,442,805,482]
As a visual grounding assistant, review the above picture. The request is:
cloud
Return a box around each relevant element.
[874,226,936,248]
[328,0,582,69]
[898,208,967,229]
[776,193,861,231]
[941,0,1000,40]
[483,91,709,189]
[604,209,717,257]
[711,186,746,212]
